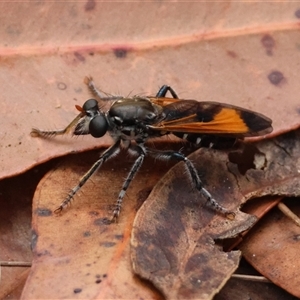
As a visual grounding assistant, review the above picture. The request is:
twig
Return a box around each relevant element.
[0,261,32,267]
[232,274,270,283]
[278,202,300,227]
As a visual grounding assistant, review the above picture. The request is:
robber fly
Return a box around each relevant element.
[31,77,273,223]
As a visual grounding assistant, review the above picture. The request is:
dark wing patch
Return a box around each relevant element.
[240,110,273,135]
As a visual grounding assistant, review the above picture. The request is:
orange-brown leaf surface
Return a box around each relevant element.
[1,3,300,181]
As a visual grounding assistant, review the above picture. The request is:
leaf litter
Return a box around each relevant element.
[20,127,300,299]
[1,2,300,299]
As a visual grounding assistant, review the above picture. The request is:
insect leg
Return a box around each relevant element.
[111,145,146,222]
[31,112,84,138]
[84,76,123,102]
[156,85,179,98]
[147,148,235,219]
[54,140,121,213]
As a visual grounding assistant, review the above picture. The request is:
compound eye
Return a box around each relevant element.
[89,115,108,138]
[82,99,98,112]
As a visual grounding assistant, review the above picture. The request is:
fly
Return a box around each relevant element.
[31,77,273,223]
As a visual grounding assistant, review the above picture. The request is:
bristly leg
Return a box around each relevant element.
[111,145,146,223]
[147,148,236,219]
[183,158,235,219]
[84,76,123,102]
[54,141,121,214]
[31,113,84,138]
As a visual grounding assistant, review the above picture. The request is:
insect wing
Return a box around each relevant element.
[150,100,273,137]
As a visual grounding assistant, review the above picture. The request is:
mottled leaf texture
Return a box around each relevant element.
[131,129,300,300]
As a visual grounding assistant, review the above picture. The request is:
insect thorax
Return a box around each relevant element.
[107,97,164,142]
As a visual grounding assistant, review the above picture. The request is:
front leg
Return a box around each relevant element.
[84,76,123,102]
[55,140,121,213]
[31,112,84,138]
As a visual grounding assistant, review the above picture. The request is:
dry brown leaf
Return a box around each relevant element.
[130,150,257,300]
[2,3,300,180]
[20,149,176,299]
[215,272,298,300]
[131,128,300,299]
[0,160,57,299]
[224,196,284,251]
[240,198,300,298]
